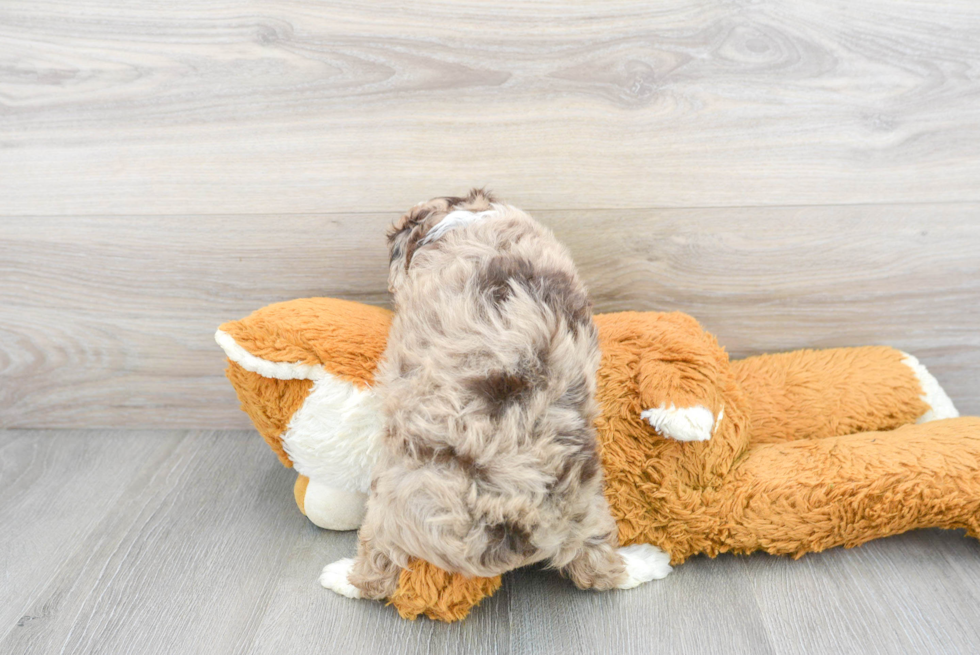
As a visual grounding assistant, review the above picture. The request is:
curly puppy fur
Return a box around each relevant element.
[349,190,626,598]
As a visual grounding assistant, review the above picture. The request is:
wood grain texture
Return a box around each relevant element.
[1,430,304,653]
[1,1,980,214]
[2,205,978,428]
[0,430,184,637]
[740,530,980,654]
[3,429,979,654]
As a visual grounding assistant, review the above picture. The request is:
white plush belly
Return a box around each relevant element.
[281,374,384,494]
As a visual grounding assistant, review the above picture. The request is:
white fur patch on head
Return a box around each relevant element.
[900,352,960,423]
[640,403,717,442]
[320,558,362,598]
[419,205,504,245]
[617,544,673,589]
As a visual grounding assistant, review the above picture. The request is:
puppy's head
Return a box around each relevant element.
[386,188,498,293]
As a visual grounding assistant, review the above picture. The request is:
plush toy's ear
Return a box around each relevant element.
[217,297,392,387]
[388,559,502,622]
[215,297,392,465]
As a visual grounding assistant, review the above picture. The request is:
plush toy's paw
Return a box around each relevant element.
[302,480,368,531]
[900,353,960,423]
[320,558,362,599]
[640,404,721,442]
[617,544,673,589]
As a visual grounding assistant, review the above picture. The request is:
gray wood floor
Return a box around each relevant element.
[3,429,979,655]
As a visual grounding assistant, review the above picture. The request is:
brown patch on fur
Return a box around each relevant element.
[408,440,437,462]
[477,256,536,306]
[403,227,424,271]
[579,451,601,482]
[476,255,592,328]
[536,269,593,328]
[386,209,427,269]
[585,530,616,547]
[552,447,600,491]
[480,522,536,568]
[384,428,407,454]
[551,460,575,493]
[469,371,531,418]
[440,195,466,207]
[555,424,594,448]
[443,188,496,209]
[412,442,487,479]
[452,450,484,478]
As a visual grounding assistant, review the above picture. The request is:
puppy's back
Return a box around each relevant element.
[375,198,607,577]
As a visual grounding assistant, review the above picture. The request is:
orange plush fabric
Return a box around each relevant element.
[590,311,937,563]
[219,298,978,623]
[388,559,502,622]
[219,298,392,465]
[220,297,392,387]
[224,364,313,466]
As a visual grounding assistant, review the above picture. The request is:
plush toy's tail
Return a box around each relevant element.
[723,417,980,556]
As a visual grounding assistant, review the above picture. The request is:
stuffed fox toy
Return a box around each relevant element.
[216,297,979,622]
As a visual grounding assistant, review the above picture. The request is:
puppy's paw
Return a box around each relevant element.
[320,558,362,599]
[640,404,721,442]
[617,544,673,589]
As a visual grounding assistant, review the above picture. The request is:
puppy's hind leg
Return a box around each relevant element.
[560,497,672,591]
[319,547,401,600]
[348,544,401,600]
[321,502,402,600]
[561,528,627,591]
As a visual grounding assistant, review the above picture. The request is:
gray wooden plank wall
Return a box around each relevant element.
[2,1,980,214]
[2,1,978,429]
[2,208,978,427]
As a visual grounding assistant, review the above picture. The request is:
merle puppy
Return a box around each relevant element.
[321,190,669,599]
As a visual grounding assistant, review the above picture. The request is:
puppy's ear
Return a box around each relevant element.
[461,187,496,208]
[386,191,499,293]
[387,209,426,269]
[479,521,535,570]
[386,207,432,293]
